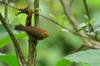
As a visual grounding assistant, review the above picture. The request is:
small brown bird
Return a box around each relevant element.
[15,24,49,40]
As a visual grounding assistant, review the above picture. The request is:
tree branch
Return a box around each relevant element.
[83,0,91,20]
[0,1,18,10]
[34,0,39,26]
[4,0,8,22]
[26,0,39,65]
[60,0,100,50]
[1,0,100,49]
[0,13,26,66]
[60,0,78,31]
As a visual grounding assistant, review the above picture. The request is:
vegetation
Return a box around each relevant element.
[0,0,100,66]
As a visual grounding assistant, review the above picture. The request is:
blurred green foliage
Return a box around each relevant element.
[0,53,19,66]
[59,49,100,66]
[0,0,100,66]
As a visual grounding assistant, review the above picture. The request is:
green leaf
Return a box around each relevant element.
[64,49,100,66]
[56,59,72,66]
[56,59,89,66]
[0,33,27,48]
[0,53,19,66]
[77,62,90,66]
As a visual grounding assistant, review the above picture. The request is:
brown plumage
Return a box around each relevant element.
[15,24,49,40]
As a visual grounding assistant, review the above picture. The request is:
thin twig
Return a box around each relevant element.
[83,0,99,41]
[75,45,84,52]
[0,13,26,66]
[27,0,39,65]
[39,14,100,45]
[0,1,84,36]
[83,0,92,31]
[0,1,19,10]
[83,0,90,20]
[1,1,100,49]
[34,0,39,26]
[40,15,75,33]
[34,0,39,65]
[4,0,8,22]
[60,0,78,30]
[60,0,100,49]
[40,14,100,49]
[1,1,74,33]
[27,37,37,66]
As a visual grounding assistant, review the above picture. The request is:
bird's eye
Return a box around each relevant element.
[43,30,49,37]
